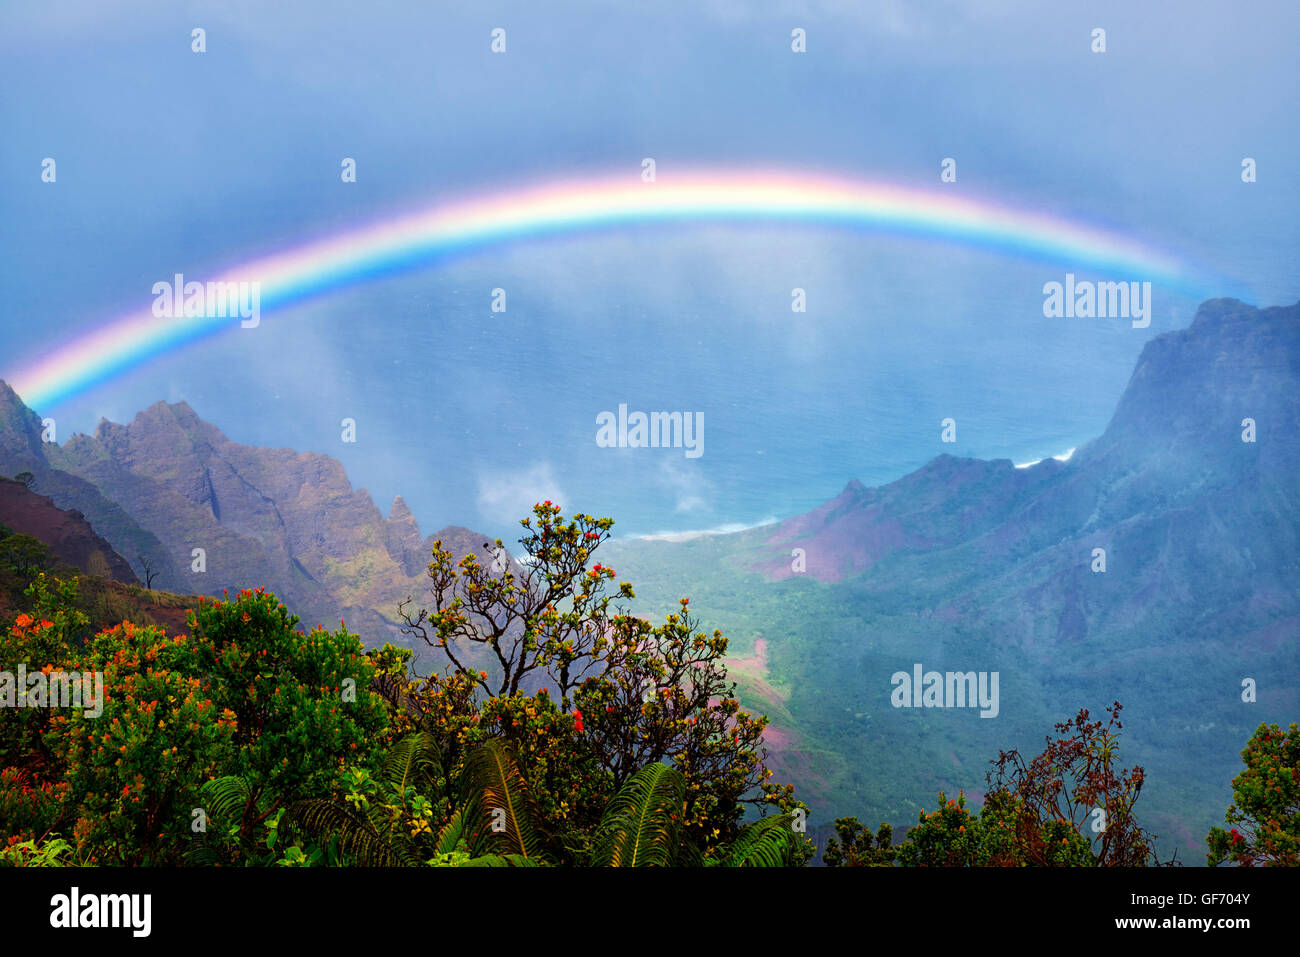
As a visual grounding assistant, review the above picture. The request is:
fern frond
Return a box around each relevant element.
[592,762,686,867]
[712,814,798,867]
[434,806,469,855]
[461,740,547,862]
[284,798,416,867]
[199,775,253,826]
[460,853,546,867]
[381,731,443,794]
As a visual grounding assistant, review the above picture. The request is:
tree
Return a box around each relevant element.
[13,472,34,491]
[1207,722,1299,867]
[395,502,809,859]
[984,701,1169,866]
[823,816,896,866]
[397,503,627,700]
[135,554,157,590]
[0,533,51,579]
[0,574,90,781]
[879,704,1168,867]
[894,789,1086,866]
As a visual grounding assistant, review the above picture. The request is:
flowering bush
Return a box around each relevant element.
[47,621,237,865]
[175,588,389,806]
[1207,722,1300,866]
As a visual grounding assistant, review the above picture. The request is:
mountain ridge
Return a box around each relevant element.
[0,381,500,641]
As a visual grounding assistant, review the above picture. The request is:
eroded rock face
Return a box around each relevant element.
[0,382,502,643]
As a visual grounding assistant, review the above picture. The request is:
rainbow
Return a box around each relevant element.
[6,171,1212,410]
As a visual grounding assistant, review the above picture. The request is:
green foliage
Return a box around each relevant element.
[585,761,802,867]
[823,817,896,866]
[0,580,91,788]
[1207,722,1299,866]
[892,790,1089,866]
[283,792,411,866]
[22,573,91,650]
[0,767,69,853]
[708,812,802,867]
[1,586,395,866]
[0,836,76,867]
[281,736,549,867]
[175,588,390,812]
[897,792,995,866]
[0,505,809,868]
[0,533,50,579]
[461,739,549,862]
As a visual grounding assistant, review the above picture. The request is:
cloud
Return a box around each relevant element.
[476,462,568,526]
[654,458,712,513]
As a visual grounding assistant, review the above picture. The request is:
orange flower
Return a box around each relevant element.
[14,613,32,629]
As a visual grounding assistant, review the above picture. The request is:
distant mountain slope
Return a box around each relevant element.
[605,298,1300,858]
[0,383,499,642]
[750,298,1300,650]
[0,475,138,584]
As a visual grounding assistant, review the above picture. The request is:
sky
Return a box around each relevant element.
[2,0,1297,541]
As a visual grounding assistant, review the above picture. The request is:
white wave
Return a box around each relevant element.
[626,516,781,543]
